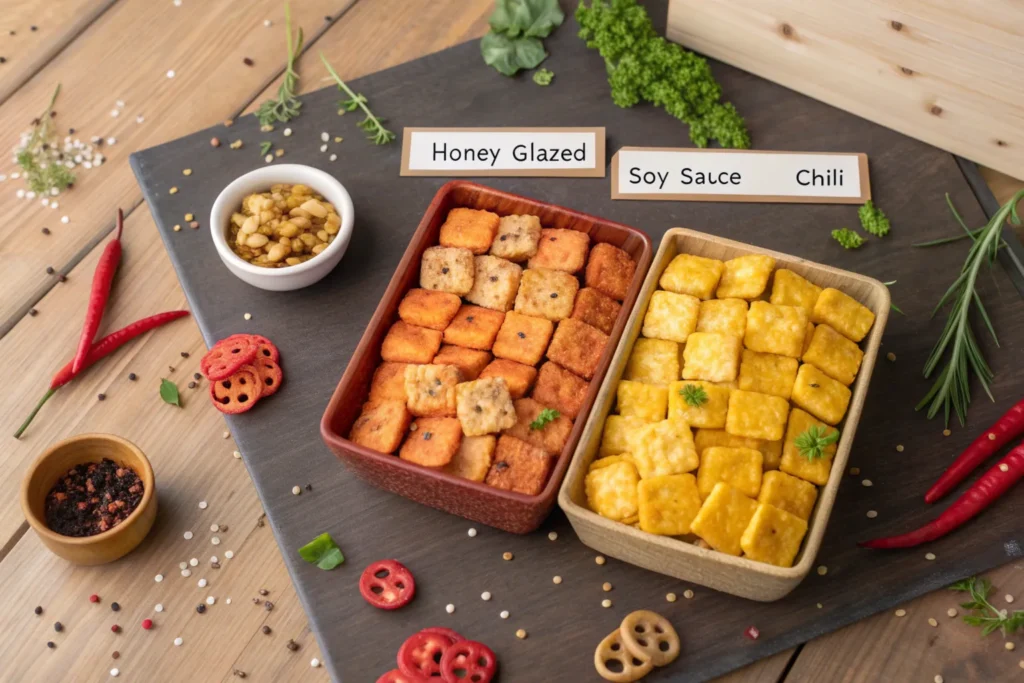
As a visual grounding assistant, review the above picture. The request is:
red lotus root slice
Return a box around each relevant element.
[209,364,263,414]
[201,336,258,381]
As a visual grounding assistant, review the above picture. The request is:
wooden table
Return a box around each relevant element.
[0,1,1021,681]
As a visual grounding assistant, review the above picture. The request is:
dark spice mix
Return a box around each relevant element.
[44,459,144,537]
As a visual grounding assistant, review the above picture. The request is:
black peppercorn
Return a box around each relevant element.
[128,373,137,381]
[53,622,63,632]
[29,308,38,316]
[188,382,197,389]
[45,266,54,274]
[41,227,50,235]
[193,372,201,380]
[264,601,274,611]
[258,588,269,596]
[286,639,300,651]
[34,606,43,615]
[196,604,206,614]
[97,393,106,401]
[243,57,254,66]
[46,642,55,649]
[262,625,271,635]
[110,602,120,612]
[180,351,189,358]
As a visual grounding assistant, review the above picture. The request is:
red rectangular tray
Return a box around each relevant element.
[320,181,652,533]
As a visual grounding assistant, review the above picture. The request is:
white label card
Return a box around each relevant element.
[611,147,870,204]
[401,127,606,177]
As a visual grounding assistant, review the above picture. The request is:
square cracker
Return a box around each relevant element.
[398,288,462,331]
[433,345,492,381]
[369,362,411,402]
[696,298,747,338]
[625,338,679,386]
[404,364,462,417]
[791,363,851,425]
[528,228,590,273]
[492,311,554,366]
[586,459,640,522]
[668,380,730,429]
[745,301,809,359]
[726,389,790,441]
[420,246,475,295]
[514,268,579,321]
[695,428,782,470]
[465,255,523,312]
[438,207,500,254]
[690,482,759,556]
[812,287,875,342]
[441,435,495,482]
[802,323,864,386]
[642,290,700,343]
[599,415,650,457]
[696,446,764,499]
[490,214,542,262]
[455,377,517,436]
[485,435,554,496]
[479,359,537,399]
[716,254,775,299]
[770,269,822,314]
[681,332,742,383]
[738,349,800,399]
[443,305,506,351]
[547,318,609,380]
[629,419,699,479]
[638,474,703,536]
[740,503,808,567]
[616,380,668,422]
[779,408,838,485]
[399,417,463,467]
[659,254,724,300]
[585,242,636,301]
[505,397,573,455]
[381,321,443,364]
[533,361,589,420]
[349,400,412,454]
[571,287,621,335]
[759,470,818,520]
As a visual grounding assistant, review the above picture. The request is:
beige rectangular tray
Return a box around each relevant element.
[558,228,890,601]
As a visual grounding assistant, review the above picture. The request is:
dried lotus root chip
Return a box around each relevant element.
[619,610,680,667]
[210,365,263,414]
[253,358,283,397]
[594,628,653,683]
[201,336,257,381]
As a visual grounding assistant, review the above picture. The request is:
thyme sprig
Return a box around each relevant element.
[16,84,75,195]
[256,4,304,126]
[320,52,395,145]
[950,577,1024,638]
[916,189,1024,426]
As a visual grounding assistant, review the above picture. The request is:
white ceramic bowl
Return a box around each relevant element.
[210,164,354,291]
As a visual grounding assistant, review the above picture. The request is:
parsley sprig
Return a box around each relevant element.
[831,228,864,250]
[530,408,560,430]
[320,53,395,145]
[794,425,839,461]
[950,576,1024,637]
[859,200,891,237]
[16,84,75,195]
[679,384,708,408]
[256,4,303,126]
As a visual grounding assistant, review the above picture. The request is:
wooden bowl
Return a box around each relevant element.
[20,433,157,565]
[321,181,652,534]
[559,228,890,601]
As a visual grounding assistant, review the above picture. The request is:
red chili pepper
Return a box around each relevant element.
[358,559,416,610]
[925,398,1024,503]
[71,209,124,374]
[861,440,1024,549]
[13,310,190,438]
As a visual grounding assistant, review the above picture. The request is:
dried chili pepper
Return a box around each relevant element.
[14,310,190,438]
[925,398,1024,503]
[71,209,124,374]
[861,441,1024,549]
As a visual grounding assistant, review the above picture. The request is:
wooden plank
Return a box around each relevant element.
[717,649,794,683]
[0,0,355,334]
[130,2,1024,678]
[0,0,117,105]
[665,0,1024,179]
[785,562,1024,682]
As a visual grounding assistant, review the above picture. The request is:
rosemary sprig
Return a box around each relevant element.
[256,4,304,126]
[916,189,1024,426]
[679,384,708,408]
[950,576,1024,638]
[16,84,75,195]
[794,425,839,461]
[320,52,395,145]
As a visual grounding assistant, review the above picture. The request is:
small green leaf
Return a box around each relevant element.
[532,67,554,86]
[490,0,564,38]
[481,32,547,76]
[859,200,891,237]
[831,228,865,250]
[530,408,560,430]
[794,424,839,461]
[679,384,708,408]
[159,379,180,407]
[259,141,272,156]
[298,532,345,570]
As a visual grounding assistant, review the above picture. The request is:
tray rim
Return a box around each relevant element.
[320,180,654,522]
[558,226,890,598]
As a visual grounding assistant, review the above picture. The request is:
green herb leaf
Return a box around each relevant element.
[859,200,891,237]
[831,228,865,249]
[794,424,839,461]
[298,532,345,570]
[159,379,180,407]
[576,0,749,149]
[679,384,708,408]
[16,84,76,196]
[532,67,555,86]
[530,408,560,430]
[481,32,547,76]
[490,0,565,38]
[256,4,304,126]
[946,575,1024,637]
[320,53,395,145]
[259,141,272,156]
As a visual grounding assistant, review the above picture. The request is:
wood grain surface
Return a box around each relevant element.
[131,1,1024,680]
[0,0,1021,681]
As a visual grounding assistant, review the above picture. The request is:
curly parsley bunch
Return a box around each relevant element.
[577,0,750,149]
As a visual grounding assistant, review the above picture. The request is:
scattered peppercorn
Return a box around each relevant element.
[54,622,63,632]
[90,594,100,603]
[45,266,54,274]
[41,227,50,235]
[29,308,38,316]
[110,602,120,612]
[35,606,43,615]
[31,25,37,31]
[97,393,106,401]
[141,619,153,630]
[46,642,55,649]
[111,624,121,633]
[180,351,190,358]
[45,459,144,537]
[259,588,269,596]
[196,604,206,614]
[304,483,312,491]
[262,625,271,635]
[188,382,197,389]
[128,373,137,381]
[264,601,274,611]
[233,671,247,679]
[193,372,201,380]
[286,639,299,651]
[243,57,254,66]
[112,651,119,659]
[58,274,67,283]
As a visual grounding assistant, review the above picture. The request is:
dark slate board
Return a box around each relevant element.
[131,2,1024,681]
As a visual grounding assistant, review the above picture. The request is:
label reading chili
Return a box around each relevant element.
[44,459,144,537]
